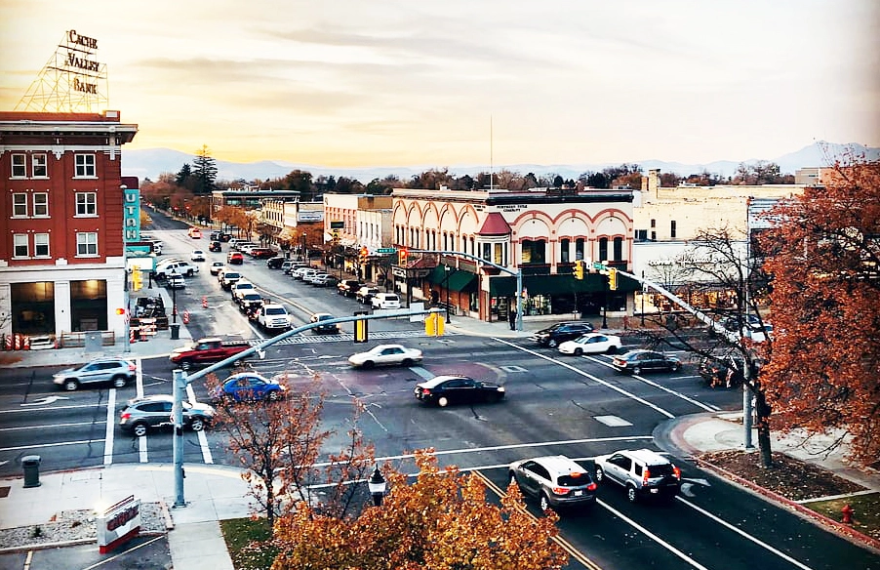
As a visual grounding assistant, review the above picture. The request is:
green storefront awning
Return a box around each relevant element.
[489,272,640,297]
[428,266,477,292]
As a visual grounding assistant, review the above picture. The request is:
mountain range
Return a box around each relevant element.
[121,141,879,184]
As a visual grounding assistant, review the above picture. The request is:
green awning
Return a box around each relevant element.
[447,270,477,292]
[489,272,639,297]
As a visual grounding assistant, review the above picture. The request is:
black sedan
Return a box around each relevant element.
[611,350,682,374]
[414,375,505,407]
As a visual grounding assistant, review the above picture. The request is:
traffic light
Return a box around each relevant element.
[359,247,369,264]
[132,269,143,291]
[398,247,408,265]
[115,307,126,316]
[425,313,445,337]
[608,268,618,290]
[354,311,369,343]
[574,260,585,280]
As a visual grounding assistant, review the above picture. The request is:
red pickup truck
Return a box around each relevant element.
[169,337,251,370]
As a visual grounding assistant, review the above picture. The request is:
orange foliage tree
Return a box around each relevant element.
[271,450,568,570]
[761,159,880,465]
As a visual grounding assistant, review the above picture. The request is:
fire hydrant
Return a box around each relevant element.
[202,295,208,308]
[841,504,854,525]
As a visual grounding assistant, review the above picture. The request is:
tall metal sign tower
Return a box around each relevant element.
[15,30,108,113]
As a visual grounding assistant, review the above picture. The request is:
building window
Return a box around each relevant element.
[35,233,50,257]
[599,238,608,262]
[11,154,26,177]
[12,193,28,217]
[560,238,570,263]
[651,231,657,241]
[32,154,48,178]
[13,234,29,258]
[650,219,656,228]
[76,192,97,216]
[670,220,677,239]
[635,229,648,241]
[75,154,96,177]
[76,232,98,257]
[521,239,546,264]
[613,237,623,261]
[575,238,585,261]
[33,193,49,217]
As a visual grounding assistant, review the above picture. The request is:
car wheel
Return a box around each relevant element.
[133,423,149,437]
[574,348,583,356]
[268,390,281,402]
[362,361,375,369]
[595,466,605,483]
[627,485,639,503]
[437,396,449,408]
[548,339,558,348]
[190,418,206,432]
[632,366,642,375]
[401,358,414,367]
[607,346,618,354]
[112,376,128,389]
[539,493,551,512]
[180,360,193,371]
[63,379,79,391]
[672,362,682,371]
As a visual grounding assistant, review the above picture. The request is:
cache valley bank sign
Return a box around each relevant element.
[97,495,141,553]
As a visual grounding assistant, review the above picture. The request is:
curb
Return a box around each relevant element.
[695,457,880,553]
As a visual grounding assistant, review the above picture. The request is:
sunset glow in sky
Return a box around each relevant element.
[1,0,878,168]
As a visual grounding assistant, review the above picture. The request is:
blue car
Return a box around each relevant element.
[213,373,287,402]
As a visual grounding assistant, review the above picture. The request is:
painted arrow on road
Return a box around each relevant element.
[681,477,711,497]
[21,396,71,407]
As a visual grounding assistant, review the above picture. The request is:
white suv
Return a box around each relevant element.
[371,293,401,309]
[593,449,681,503]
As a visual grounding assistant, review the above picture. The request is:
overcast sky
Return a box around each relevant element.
[1,0,878,168]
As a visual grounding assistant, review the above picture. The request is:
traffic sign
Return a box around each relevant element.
[593,262,606,270]
[377,248,396,254]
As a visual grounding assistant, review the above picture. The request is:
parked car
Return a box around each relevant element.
[348,344,423,368]
[356,285,380,304]
[287,263,311,276]
[53,358,136,391]
[211,373,287,402]
[267,257,285,269]
[593,448,682,503]
[508,455,597,512]
[311,274,338,288]
[250,248,278,259]
[531,321,595,348]
[227,252,244,265]
[611,350,682,375]
[371,292,401,309]
[698,354,744,387]
[166,273,186,289]
[119,395,215,437]
[190,250,206,261]
[557,333,622,356]
[337,279,362,297]
[414,375,505,407]
[310,312,340,334]
[209,261,225,275]
[303,272,327,284]
[208,241,222,252]
[293,267,318,281]
[215,232,233,242]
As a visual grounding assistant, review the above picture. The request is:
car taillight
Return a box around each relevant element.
[643,467,651,485]
[551,487,570,496]
[120,412,131,420]
[673,465,681,480]
[422,388,431,395]
[128,364,136,372]
[587,482,597,491]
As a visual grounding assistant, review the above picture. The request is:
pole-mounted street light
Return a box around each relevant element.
[444,264,452,324]
[368,466,386,507]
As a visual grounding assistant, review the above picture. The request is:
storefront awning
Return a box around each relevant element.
[428,266,477,292]
[489,272,640,297]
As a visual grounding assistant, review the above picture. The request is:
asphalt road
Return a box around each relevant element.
[1,218,876,570]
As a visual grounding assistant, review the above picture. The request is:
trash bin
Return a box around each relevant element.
[170,323,180,340]
[22,455,41,488]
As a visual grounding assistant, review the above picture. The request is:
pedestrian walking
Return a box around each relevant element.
[509,308,517,330]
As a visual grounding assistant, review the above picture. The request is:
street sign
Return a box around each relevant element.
[593,262,606,270]
[330,221,344,229]
[377,248,396,254]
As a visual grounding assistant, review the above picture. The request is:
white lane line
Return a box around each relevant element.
[676,496,817,570]
[104,388,116,465]
[136,357,144,398]
[0,404,104,414]
[139,431,148,463]
[187,384,213,464]
[0,440,106,452]
[0,421,106,431]
[597,498,710,570]
[495,339,676,419]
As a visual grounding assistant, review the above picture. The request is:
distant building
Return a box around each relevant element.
[0,111,138,339]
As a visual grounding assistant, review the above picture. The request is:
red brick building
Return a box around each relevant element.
[0,111,138,341]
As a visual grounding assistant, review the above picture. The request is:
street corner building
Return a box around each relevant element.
[0,111,139,348]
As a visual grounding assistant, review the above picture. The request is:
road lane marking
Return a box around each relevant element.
[139,431,148,463]
[187,384,214,464]
[597,498,710,570]
[104,388,116,465]
[0,404,108,414]
[19,396,70,406]
[136,357,144,398]
[495,339,676,419]
[676,496,817,570]
[0,440,106,451]
[0,421,107,431]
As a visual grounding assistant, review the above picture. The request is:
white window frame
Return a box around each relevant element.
[75,192,97,216]
[33,192,49,217]
[34,233,50,258]
[74,153,96,178]
[12,193,28,217]
[76,232,98,257]
[32,154,48,178]
[11,154,26,178]
[13,234,29,258]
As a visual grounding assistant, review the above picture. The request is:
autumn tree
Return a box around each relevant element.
[272,450,568,570]
[761,158,880,465]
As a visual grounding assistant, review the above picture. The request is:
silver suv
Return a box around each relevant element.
[118,395,215,437]
[53,358,136,391]
[508,455,597,512]
[593,448,682,503]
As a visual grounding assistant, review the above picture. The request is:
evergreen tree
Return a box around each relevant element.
[192,144,218,196]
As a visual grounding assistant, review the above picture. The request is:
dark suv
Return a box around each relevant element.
[531,321,595,348]
[509,455,597,512]
[118,395,215,437]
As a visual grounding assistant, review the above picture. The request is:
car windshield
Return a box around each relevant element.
[266,307,286,315]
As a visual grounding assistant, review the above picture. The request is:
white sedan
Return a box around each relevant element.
[349,344,423,369]
[558,333,622,356]
[191,250,206,261]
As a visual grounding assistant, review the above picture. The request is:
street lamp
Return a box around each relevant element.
[444,264,452,324]
[368,466,386,507]
[601,271,609,329]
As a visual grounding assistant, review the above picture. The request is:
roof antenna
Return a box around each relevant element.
[489,116,494,190]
